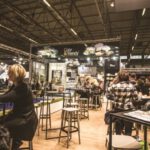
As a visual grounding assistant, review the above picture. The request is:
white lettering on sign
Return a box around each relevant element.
[64,48,79,56]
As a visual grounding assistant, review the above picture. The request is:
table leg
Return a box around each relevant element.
[109,115,112,150]
[144,126,147,150]
[3,104,6,116]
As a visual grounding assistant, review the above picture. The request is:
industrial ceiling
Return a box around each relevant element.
[0,0,150,62]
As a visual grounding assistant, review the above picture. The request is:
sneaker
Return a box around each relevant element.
[132,135,142,142]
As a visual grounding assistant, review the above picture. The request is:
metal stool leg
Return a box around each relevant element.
[77,111,81,144]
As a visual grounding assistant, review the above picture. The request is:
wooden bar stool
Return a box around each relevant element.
[58,107,81,148]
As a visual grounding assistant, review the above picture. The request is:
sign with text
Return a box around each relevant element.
[64,48,79,57]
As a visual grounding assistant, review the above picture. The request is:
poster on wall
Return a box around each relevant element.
[52,70,62,85]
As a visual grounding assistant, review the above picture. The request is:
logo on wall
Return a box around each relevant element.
[64,48,79,57]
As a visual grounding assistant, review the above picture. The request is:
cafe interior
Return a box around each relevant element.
[0,0,150,149]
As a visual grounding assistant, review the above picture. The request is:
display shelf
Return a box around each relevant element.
[123,68,150,75]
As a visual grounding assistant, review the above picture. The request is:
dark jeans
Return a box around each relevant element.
[115,119,133,135]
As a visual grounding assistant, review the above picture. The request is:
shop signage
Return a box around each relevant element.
[131,55,142,59]
[64,48,79,57]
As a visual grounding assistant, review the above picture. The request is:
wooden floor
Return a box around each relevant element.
[22,103,149,150]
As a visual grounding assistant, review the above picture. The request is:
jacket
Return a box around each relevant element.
[0,82,38,140]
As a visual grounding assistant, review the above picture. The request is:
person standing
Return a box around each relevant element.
[0,64,38,150]
[108,70,139,135]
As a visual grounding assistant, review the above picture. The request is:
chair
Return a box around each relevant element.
[106,135,142,150]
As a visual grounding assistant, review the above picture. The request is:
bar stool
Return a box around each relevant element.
[91,94,102,110]
[63,92,79,108]
[58,107,81,148]
[38,91,52,139]
[79,97,89,119]
[63,92,72,107]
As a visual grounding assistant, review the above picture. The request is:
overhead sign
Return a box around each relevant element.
[131,55,142,59]
[64,48,79,57]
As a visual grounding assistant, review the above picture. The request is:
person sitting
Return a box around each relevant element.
[0,64,38,150]
[108,70,139,135]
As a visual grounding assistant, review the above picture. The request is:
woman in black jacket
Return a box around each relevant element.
[0,64,38,150]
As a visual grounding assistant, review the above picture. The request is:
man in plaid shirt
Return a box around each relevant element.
[108,70,139,135]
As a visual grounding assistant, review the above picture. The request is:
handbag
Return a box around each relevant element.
[104,110,116,125]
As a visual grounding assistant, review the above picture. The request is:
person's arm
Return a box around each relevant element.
[0,89,16,103]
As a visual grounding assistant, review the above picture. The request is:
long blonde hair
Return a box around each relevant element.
[8,64,26,83]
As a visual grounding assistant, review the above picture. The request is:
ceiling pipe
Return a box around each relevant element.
[32,36,121,47]
[0,43,37,59]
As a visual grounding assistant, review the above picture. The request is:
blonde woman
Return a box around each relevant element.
[0,64,38,150]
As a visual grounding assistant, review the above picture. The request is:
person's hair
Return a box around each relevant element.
[118,70,129,82]
[8,64,26,83]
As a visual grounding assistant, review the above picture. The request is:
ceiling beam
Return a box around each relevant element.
[32,36,121,47]
[103,0,112,36]
[142,41,150,55]
[127,11,140,59]
[94,0,107,37]
[71,0,94,39]
[0,43,37,58]
[40,0,82,40]
[0,0,60,42]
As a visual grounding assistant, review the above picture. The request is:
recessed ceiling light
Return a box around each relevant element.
[142,8,146,16]
[135,34,138,40]
[110,2,114,7]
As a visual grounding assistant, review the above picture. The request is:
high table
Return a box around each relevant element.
[0,91,7,116]
[109,111,150,150]
[43,91,69,139]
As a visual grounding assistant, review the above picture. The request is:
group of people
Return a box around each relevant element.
[76,75,104,107]
[107,69,150,136]
[31,80,53,91]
